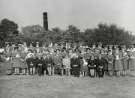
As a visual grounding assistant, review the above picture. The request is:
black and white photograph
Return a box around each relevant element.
[0,0,135,98]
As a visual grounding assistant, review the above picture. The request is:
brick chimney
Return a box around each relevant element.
[43,12,48,31]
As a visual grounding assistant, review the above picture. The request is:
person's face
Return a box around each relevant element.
[38,56,41,59]
[47,54,50,58]
[57,50,60,54]
[87,49,90,53]
[101,50,104,54]
[43,55,46,59]
[108,51,112,55]
[92,45,96,48]
[116,49,119,53]
[91,56,94,60]
[99,55,102,59]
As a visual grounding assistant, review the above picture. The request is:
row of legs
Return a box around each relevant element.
[7,67,133,77]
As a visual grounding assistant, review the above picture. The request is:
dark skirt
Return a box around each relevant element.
[71,66,80,77]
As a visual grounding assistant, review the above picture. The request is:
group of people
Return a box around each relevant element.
[1,42,135,78]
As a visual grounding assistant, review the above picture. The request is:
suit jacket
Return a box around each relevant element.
[71,57,80,68]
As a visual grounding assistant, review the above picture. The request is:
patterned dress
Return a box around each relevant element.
[107,54,114,71]
[12,53,26,68]
[128,51,135,71]
[121,51,129,70]
[53,54,63,69]
[62,57,71,69]
[114,51,122,71]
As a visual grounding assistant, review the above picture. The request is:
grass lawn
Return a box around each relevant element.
[0,75,135,98]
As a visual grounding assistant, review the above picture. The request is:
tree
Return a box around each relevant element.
[65,25,80,42]
[0,18,19,46]
[84,29,95,45]
[86,23,134,45]
[22,25,45,38]
[21,25,45,43]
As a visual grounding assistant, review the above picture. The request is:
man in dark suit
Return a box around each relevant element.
[71,53,81,77]
[37,56,44,76]
[43,54,54,76]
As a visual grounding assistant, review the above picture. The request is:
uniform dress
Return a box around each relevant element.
[101,54,108,72]
[114,52,122,71]
[12,54,24,74]
[107,54,114,71]
[128,51,135,71]
[62,57,71,76]
[62,57,71,69]
[81,58,88,73]
[121,52,129,70]
[20,52,28,70]
[5,57,13,75]
[53,54,63,74]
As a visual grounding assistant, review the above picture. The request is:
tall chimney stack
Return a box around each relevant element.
[43,12,48,31]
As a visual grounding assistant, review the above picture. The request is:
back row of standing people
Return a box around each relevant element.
[4,43,135,77]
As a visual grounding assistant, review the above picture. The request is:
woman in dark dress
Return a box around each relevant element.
[87,55,96,77]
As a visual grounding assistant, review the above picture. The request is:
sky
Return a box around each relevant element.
[0,0,135,33]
